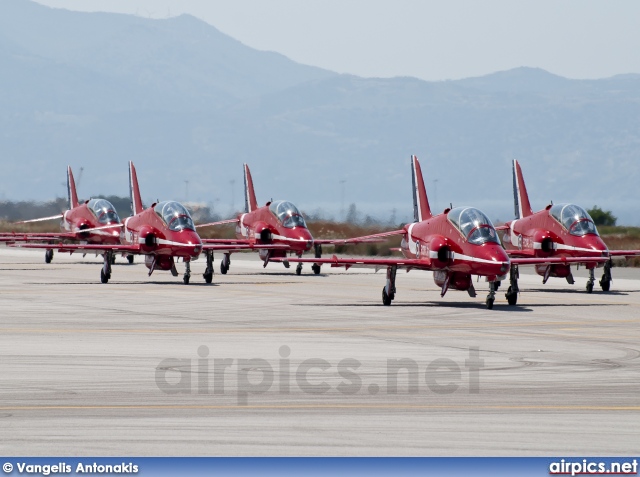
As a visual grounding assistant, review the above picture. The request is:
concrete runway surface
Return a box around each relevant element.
[0,248,638,456]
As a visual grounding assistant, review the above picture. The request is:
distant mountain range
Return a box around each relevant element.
[1,0,639,224]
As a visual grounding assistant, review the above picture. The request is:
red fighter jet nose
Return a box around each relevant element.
[166,230,203,258]
[186,231,203,256]
[294,229,314,251]
[582,235,609,255]
[479,243,511,276]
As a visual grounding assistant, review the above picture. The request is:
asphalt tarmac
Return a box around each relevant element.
[0,248,638,456]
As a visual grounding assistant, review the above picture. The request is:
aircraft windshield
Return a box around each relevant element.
[448,207,500,245]
[87,198,120,224]
[154,201,195,232]
[549,204,599,236]
[269,200,307,229]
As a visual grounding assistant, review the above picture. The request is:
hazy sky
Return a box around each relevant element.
[33,0,640,81]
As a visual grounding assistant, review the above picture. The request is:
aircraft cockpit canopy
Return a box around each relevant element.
[87,198,121,224]
[448,207,500,245]
[549,204,599,236]
[154,201,195,232]
[269,200,307,229]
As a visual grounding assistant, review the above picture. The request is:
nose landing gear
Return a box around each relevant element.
[486,281,497,309]
[100,251,113,283]
[586,268,595,293]
[183,260,191,285]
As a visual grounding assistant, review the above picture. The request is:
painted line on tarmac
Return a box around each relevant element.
[0,404,638,411]
[0,318,638,334]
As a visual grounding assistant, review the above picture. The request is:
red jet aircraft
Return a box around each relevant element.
[269,156,605,309]
[197,164,385,276]
[9,162,251,284]
[0,166,125,263]
[499,160,640,298]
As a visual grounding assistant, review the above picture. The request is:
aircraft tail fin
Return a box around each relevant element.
[129,161,144,216]
[243,163,258,213]
[67,166,79,209]
[512,159,533,219]
[411,155,432,222]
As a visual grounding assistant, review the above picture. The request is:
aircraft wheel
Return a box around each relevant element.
[506,286,518,306]
[111,255,116,265]
[220,262,228,275]
[183,275,190,285]
[295,263,302,276]
[312,264,321,275]
[127,255,134,264]
[382,287,392,306]
[586,282,594,293]
[485,296,494,309]
[203,272,213,284]
[45,250,53,264]
[494,280,501,291]
[100,269,109,284]
[600,279,611,292]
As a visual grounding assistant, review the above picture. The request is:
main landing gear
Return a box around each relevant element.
[45,249,54,264]
[599,259,612,292]
[203,251,214,284]
[127,254,134,264]
[100,251,113,283]
[505,265,519,306]
[381,265,397,306]
[220,253,230,275]
[486,281,497,309]
[183,260,191,285]
[311,244,322,275]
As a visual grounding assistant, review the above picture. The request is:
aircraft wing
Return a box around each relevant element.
[608,250,640,257]
[14,214,64,224]
[0,224,123,243]
[8,242,141,254]
[201,238,257,245]
[196,218,239,228]
[269,254,431,271]
[201,243,290,251]
[504,249,537,257]
[0,232,77,242]
[511,256,609,266]
[314,229,405,246]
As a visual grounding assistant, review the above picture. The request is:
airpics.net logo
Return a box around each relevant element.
[549,459,638,476]
[155,345,484,405]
